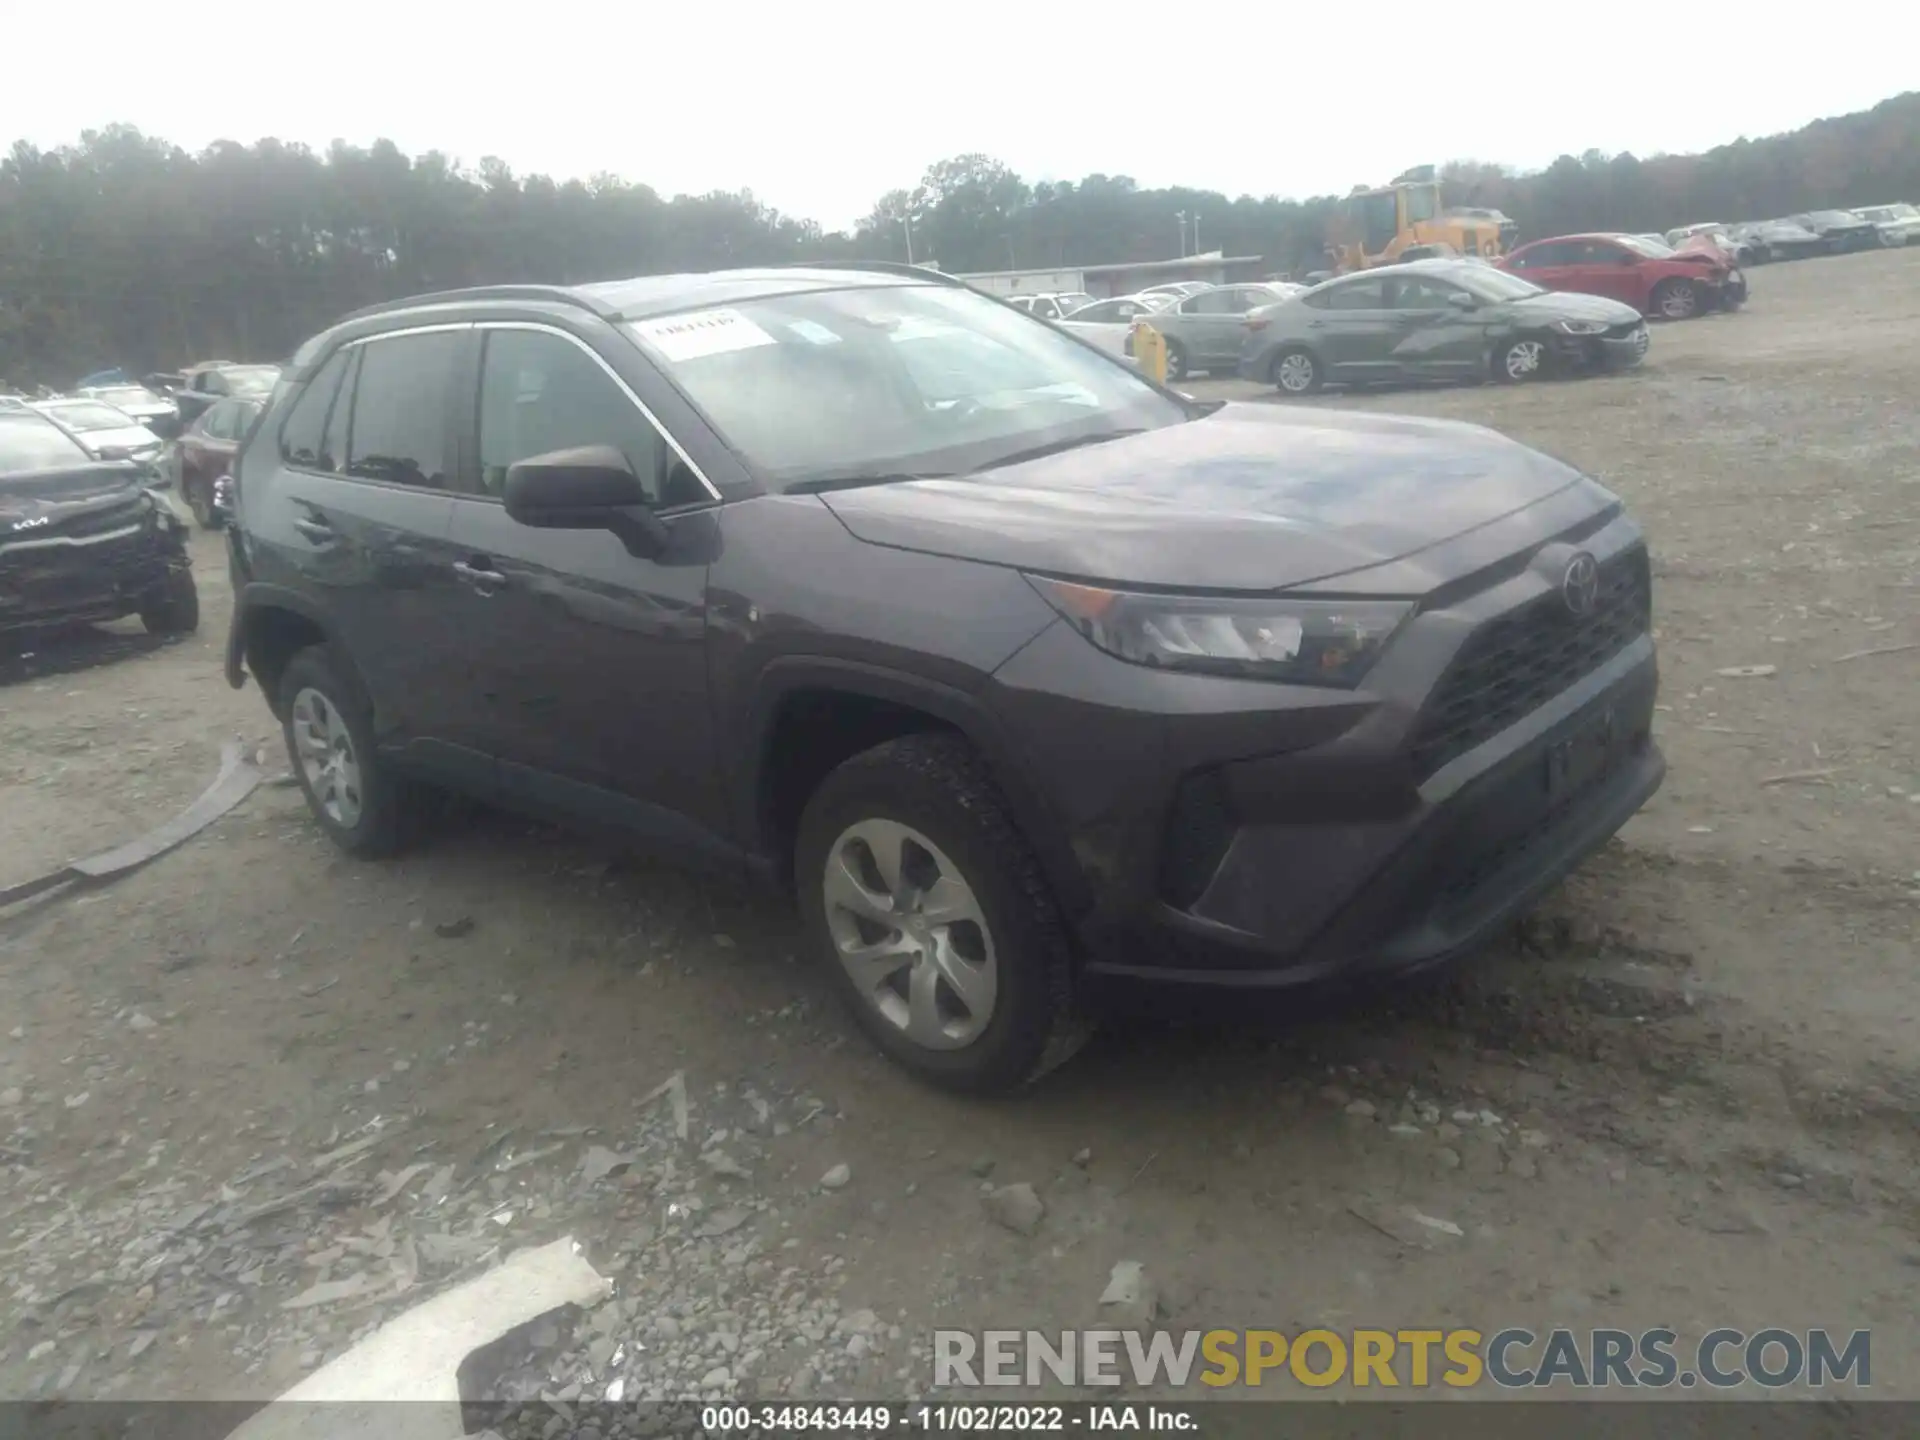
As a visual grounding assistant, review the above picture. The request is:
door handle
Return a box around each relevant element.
[291,516,335,545]
[452,559,508,592]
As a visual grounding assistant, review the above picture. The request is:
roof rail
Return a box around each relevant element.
[760,259,970,288]
[337,284,618,325]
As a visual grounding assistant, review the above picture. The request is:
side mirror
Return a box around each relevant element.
[502,444,670,554]
[1446,292,1477,310]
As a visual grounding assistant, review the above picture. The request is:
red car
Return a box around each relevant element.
[1499,232,1744,320]
[172,395,263,528]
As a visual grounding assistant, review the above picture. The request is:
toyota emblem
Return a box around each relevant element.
[1562,552,1600,617]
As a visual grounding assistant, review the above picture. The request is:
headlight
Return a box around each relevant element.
[1027,576,1411,687]
[1554,319,1609,335]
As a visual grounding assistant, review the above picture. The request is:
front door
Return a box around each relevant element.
[1176,288,1260,369]
[441,324,728,851]
[1381,275,1486,380]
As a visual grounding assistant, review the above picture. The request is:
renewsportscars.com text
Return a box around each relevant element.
[934,1327,1871,1390]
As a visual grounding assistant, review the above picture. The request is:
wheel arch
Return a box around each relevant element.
[740,657,1090,917]
[229,583,364,720]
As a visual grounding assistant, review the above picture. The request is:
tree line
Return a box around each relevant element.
[2,91,1914,385]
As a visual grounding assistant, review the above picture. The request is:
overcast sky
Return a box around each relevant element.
[4,1,1910,231]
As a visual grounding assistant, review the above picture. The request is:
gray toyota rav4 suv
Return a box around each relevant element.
[223,263,1664,1093]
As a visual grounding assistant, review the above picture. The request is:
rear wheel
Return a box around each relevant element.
[1651,278,1699,320]
[278,646,424,858]
[139,567,200,634]
[1494,335,1549,383]
[1162,340,1189,382]
[1270,347,1322,395]
[795,733,1085,1094]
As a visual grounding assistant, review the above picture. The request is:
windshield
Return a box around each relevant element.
[43,400,134,432]
[1614,235,1673,258]
[221,366,281,395]
[93,386,160,408]
[626,283,1188,489]
[1454,267,1546,302]
[0,415,92,476]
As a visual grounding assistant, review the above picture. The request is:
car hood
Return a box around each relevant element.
[0,466,149,527]
[819,404,1589,592]
[1505,291,1645,325]
[77,424,164,452]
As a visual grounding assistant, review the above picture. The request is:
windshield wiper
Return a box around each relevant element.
[975,428,1145,472]
[786,471,953,495]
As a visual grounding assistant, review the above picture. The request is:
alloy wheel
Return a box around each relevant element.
[821,819,997,1050]
[1658,283,1697,320]
[1276,352,1316,393]
[291,686,364,828]
[1504,340,1545,380]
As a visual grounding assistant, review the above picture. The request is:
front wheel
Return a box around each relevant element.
[795,733,1084,1094]
[1162,340,1188,382]
[1651,278,1699,320]
[1270,347,1322,395]
[1494,335,1548,383]
[139,567,200,634]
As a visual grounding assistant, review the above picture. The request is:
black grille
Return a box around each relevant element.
[54,497,150,541]
[1410,549,1650,778]
[1606,321,1644,339]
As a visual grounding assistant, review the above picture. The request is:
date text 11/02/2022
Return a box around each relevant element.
[702,1404,1197,1432]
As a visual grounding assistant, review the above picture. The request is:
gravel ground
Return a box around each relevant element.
[2,247,1917,1409]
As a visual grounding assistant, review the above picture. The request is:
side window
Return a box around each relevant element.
[201,401,236,440]
[1033,298,1061,320]
[1318,278,1390,311]
[1389,278,1458,310]
[1184,291,1237,316]
[1073,300,1121,324]
[1516,241,1573,267]
[277,349,352,470]
[345,332,459,489]
[204,372,231,396]
[476,329,667,503]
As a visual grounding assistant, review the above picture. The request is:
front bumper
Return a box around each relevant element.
[1085,644,1662,993]
[0,516,188,632]
[1554,323,1649,371]
[986,506,1663,996]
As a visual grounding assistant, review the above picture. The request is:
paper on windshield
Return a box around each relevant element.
[632,308,777,362]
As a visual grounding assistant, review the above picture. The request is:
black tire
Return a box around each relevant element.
[277,645,421,858]
[1493,334,1550,384]
[1650,277,1699,320]
[1269,347,1322,396]
[1162,340,1189,382]
[794,732,1086,1095]
[139,567,200,634]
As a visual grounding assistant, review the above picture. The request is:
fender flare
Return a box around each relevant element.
[738,655,1091,919]
[226,582,354,702]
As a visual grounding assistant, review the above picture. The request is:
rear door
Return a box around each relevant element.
[1303,276,1395,379]
[439,322,727,845]
[253,329,477,780]
[1171,288,1257,368]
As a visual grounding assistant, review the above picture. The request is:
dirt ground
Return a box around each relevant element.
[3,248,1916,1410]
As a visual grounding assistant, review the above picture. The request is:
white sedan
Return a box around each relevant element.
[30,398,166,465]
[1053,293,1178,359]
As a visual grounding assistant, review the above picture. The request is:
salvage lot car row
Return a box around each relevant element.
[3,244,1911,1098]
